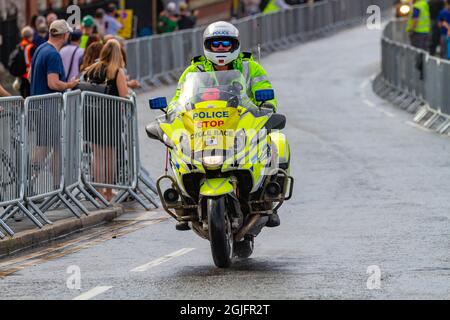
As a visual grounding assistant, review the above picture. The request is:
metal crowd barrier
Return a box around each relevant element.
[0,94,72,236]
[124,0,394,84]
[0,91,159,238]
[39,91,103,214]
[0,96,26,237]
[375,20,450,135]
[80,91,155,209]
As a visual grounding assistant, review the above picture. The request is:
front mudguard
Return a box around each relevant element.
[199,178,234,197]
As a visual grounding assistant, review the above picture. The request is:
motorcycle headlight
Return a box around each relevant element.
[202,155,224,169]
[399,5,410,15]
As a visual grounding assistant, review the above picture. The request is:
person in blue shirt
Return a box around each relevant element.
[104,3,123,36]
[29,20,79,96]
[438,0,450,57]
[28,20,80,192]
[32,17,49,48]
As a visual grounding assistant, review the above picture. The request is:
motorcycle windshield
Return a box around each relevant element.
[172,70,258,113]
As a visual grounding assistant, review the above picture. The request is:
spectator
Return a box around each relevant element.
[85,34,102,50]
[60,30,84,81]
[46,12,58,26]
[94,8,106,37]
[262,0,290,14]
[439,0,450,58]
[243,0,262,16]
[88,38,129,96]
[80,41,103,74]
[178,2,197,30]
[33,17,48,48]
[29,19,79,96]
[28,20,80,200]
[0,83,10,97]
[102,36,140,89]
[82,39,129,201]
[157,2,179,34]
[80,15,95,49]
[406,0,431,51]
[429,0,445,55]
[104,3,123,36]
[18,26,36,98]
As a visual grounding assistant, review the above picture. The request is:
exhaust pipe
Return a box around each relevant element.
[235,215,268,242]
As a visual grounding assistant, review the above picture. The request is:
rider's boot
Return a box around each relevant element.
[265,212,280,228]
[175,207,191,231]
[176,221,190,231]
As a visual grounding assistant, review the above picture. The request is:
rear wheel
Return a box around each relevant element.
[207,197,233,268]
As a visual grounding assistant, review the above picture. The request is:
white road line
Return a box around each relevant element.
[72,286,113,300]
[405,120,432,132]
[360,74,396,119]
[363,98,376,108]
[381,110,395,118]
[130,248,195,272]
[360,79,370,91]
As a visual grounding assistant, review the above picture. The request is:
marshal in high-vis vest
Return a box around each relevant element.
[406,0,431,50]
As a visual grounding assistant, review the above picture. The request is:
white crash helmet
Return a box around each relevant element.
[203,21,240,66]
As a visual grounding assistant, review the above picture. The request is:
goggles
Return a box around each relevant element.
[211,40,232,48]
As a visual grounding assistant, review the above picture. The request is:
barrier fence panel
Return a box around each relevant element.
[1,90,159,238]
[0,93,70,229]
[24,93,64,202]
[424,57,441,112]
[125,39,139,82]
[139,37,153,81]
[441,61,450,115]
[57,90,99,214]
[0,96,25,237]
[378,19,450,134]
[81,91,148,207]
[114,93,159,209]
[21,93,85,223]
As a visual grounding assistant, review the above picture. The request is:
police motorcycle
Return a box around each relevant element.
[146,70,293,268]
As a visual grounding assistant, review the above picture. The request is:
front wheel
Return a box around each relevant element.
[207,197,233,268]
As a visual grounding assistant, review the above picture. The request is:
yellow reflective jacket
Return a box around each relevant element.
[170,52,278,111]
[406,0,431,33]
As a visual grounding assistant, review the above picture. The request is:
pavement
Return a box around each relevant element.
[1,22,450,300]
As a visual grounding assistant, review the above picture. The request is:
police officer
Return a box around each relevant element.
[406,0,432,50]
[170,21,281,229]
[171,21,277,111]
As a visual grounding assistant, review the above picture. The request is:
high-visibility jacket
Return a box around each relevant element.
[19,39,35,80]
[263,0,281,14]
[406,0,431,34]
[169,52,277,111]
[80,34,89,49]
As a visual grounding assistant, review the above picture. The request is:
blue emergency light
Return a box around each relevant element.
[149,97,168,110]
